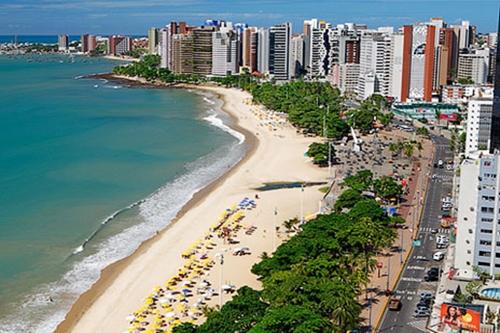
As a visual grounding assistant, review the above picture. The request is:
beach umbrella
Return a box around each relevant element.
[166,312,176,318]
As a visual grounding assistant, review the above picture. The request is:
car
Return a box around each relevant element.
[414,309,431,317]
[434,163,438,168]
[388,296,402,311]
[431,228,439,234]
[436,236,449,244]
[445,289,455,300]
[415,255,429,261]
[420,291,434,299]
[424,274,439,282]
[416,305,430,311]
[433,251,445,261]
[417,299,432,307]
[442,197,453,203]
[436,243,448,249]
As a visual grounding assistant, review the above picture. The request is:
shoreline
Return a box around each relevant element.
[54,82,259,333]
[55,75,328,333]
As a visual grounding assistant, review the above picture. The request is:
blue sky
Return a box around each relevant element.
[0,0,498,35]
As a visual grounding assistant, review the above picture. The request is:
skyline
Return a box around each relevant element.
[0,0,499,35]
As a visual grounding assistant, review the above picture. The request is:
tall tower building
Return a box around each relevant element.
[401,24,437,102]
[491,10,500,153]
[148,28,159,54]
[212,30,239,76]
[58,35,69,52]
[290,34,304,78]
[257,28,270,75]
[269,23,292,81]
[81,34,89,53]
[192,27,215,75]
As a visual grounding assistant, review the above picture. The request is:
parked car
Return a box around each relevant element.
[433,251,445,261]
[414,309,431,317]
[420,292,434,299]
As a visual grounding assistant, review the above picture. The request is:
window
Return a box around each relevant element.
[479,251,491,257]
[480,240,492,245]
[482,218,493,222]
[466,240,470,244]
[481,229,493,234]
[481,207,494,213]
[466,261,471,265]
[478,261,490,267]
[467,250,472,254]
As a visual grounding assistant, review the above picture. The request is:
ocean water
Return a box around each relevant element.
[0,35,145,45]
[0,54,244,332]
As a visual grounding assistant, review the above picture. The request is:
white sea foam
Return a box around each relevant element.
[0,124,246,333]
[204,112,245,144]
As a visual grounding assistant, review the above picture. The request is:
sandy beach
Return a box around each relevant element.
[55,85,329,333]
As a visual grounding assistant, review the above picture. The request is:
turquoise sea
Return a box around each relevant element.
[0,55,244,332]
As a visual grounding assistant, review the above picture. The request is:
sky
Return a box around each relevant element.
[0,0,498,35]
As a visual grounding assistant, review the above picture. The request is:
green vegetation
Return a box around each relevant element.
[457,77,474,85]
[388,140,423,159]
[112,58,392,140]
[306,142,335,166]
[125,47,148,59]
[416,127,429,137]
[251,82,348,138]
[173,174,399,333]
[340,169,403,204]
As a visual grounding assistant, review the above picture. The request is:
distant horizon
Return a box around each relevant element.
[0,0,498,35]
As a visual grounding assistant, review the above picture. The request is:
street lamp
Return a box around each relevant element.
[300,184,305,224]
[400,226,404,264]
[273,207,278,251]
[216,253,224,307]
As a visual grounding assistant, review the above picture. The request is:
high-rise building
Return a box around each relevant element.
[457,48,491,85]
[269,23,292,81]
[357,30,392,99]
[148,28,159,54]
[242,27,256,71]
[290,34,304,78]
[256,28,270,75]
[192,27,215,75]
[401,24,437,101]
[171,33,193,74]
[81,34,89,53]
[58,35,69,52]
[212,30,239,76]
[109,36,132,55]
[389,33,405,101]
[88,35,97,53]
[492,10,500,153]
[454,154,500,279]
[465,98,493,155]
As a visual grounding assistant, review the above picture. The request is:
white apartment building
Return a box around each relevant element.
[290,35,304,78]
[212,30,238,76]
[257,28,270,75]
[337,63,360,95]
[458,49,490,85]
[357,31,392,99]
[159,27,172,69]
[466,98,493,155]
[455,154,500,280]
[389,33,404,101]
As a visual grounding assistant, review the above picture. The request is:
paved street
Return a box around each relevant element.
[378,135,453,333]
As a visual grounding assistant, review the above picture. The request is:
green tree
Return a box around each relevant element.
[306,142,334,166]
[416,127,429,136]
[373,176,403,202]
[341,169,374,192]
[334,189,363,212]
[249,305,333,333]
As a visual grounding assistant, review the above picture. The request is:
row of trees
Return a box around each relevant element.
[335,169,404,211]
[306,142,336,166]
[173,181,398,333]
[112,58,394,138]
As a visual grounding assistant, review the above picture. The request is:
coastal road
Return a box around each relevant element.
[378,135,453,333]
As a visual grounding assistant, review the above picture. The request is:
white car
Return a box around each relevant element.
[433,251,445,261]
